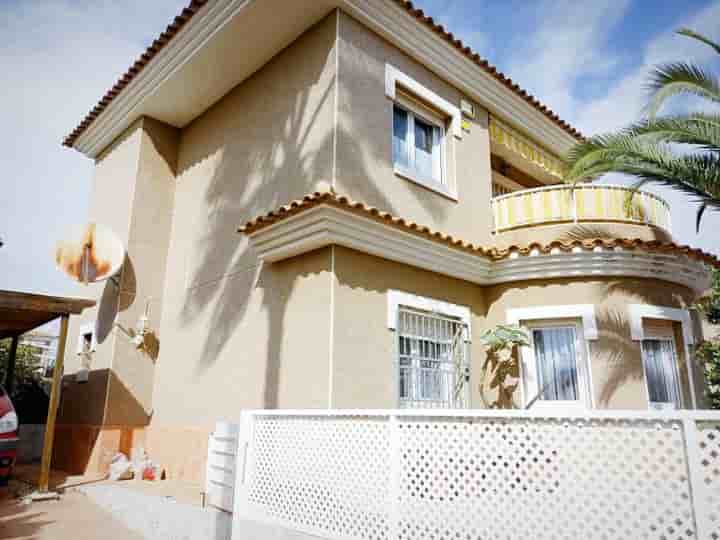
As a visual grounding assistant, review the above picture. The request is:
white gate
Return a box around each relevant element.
[232,409,720,540]
[206,421,239,512]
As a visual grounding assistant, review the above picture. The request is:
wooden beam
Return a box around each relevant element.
[38,314,69,493]
[5,336,18,395]
[0,290,94,315]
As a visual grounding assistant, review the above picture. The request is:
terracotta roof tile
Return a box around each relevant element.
[238,191,720,269]
[62,0,208,148]
[64,0,583,149]
[492,238,720,267]
[393,0,583,140]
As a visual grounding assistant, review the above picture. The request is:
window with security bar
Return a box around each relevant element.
[397,307,470,408]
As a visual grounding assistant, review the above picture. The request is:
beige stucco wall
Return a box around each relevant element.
[61,121,144,426]
[335,12,495,246]
[64,122,143,377]
[484,277,698,409]
[62,8,711,438]
[330,246,701,411]
[61,117,179,427]
[148,13,339,427]
[331,246,486,408]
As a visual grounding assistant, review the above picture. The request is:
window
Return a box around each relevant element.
[642,339,681,409]
[393,103,445,187]
[628,305,696,409]
[521,320,591,409]
[532,326,579,401]
[396,307,469,409]
[639,319,683,409]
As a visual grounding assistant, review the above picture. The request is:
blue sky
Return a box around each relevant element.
[1,0,720,304]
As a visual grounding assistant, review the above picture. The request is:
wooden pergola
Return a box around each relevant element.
[0,289,94,493]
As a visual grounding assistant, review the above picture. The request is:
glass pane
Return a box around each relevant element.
[642,339,679,405]
[432,125,443,185]
[397,308,468,408]
[414,117,434,180]
[393,106,409,169]
[533,327,578,401]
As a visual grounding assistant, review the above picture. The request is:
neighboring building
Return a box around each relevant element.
[57,0,718,482]
[20,330,58,378]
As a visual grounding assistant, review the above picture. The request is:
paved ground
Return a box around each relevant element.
[0,482,144,540]
[2,465,231,539]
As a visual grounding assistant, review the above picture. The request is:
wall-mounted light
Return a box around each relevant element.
[115,298,159,359]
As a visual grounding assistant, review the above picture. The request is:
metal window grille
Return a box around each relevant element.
[396,307,470,408]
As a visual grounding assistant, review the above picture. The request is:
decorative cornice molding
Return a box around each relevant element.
[68,0,580,158]
[72,0,254,157]
[249,205,493,284]
[245,203,712,293]
[487,249,709,292]
[341,0,580,153]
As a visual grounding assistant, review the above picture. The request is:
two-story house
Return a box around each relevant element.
[56,0,718,482]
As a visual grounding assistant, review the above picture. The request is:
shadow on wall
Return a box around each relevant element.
[559,223,673,244]
[174,20,393,408]
[54,369,149,474]
[594,279,691,406]
[594,308,644,407]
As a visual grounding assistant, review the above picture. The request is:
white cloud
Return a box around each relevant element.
[0,0,185,295]
[506,0,631,122]
[572,1,720,254]
[576,1,720,135]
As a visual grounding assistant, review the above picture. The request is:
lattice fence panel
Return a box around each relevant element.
[247,415,391,540]
[695,421,720,539]
[239,413,720,540]
[396,417,693,540]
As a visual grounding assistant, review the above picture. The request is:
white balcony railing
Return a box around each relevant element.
[232,409,720,540]
[491,184,672,234]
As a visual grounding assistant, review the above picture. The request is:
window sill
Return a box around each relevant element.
[394,167,458,202]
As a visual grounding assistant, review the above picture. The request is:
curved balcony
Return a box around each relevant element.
[491,184,671,234]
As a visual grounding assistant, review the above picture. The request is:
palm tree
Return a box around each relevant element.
[565,28,720,230]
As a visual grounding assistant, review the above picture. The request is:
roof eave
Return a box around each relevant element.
[65,0,582,159]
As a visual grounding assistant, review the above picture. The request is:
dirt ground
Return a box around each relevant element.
[0,481,144,540]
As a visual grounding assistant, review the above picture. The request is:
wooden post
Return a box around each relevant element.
[5,335,18,395]
[38,314,69,493]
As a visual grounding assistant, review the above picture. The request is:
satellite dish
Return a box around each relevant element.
[55,223,125,284]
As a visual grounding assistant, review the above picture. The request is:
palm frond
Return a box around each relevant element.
[645,62,720,117]
[565,134,720,208]
[623,114,720,152]
[677,27,720,55]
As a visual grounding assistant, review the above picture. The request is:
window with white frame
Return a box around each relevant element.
[628,305,695,409]
[640,319,682,410]
[385,64,461,198]
[392,97,446,188]
[388,291,471,409]
[521,319,591,409]
[507,305,597,410]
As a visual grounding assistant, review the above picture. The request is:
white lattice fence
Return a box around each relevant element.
[232,411,720,540]
[206,421,239,513]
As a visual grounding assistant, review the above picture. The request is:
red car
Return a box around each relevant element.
[0,385,18,485]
